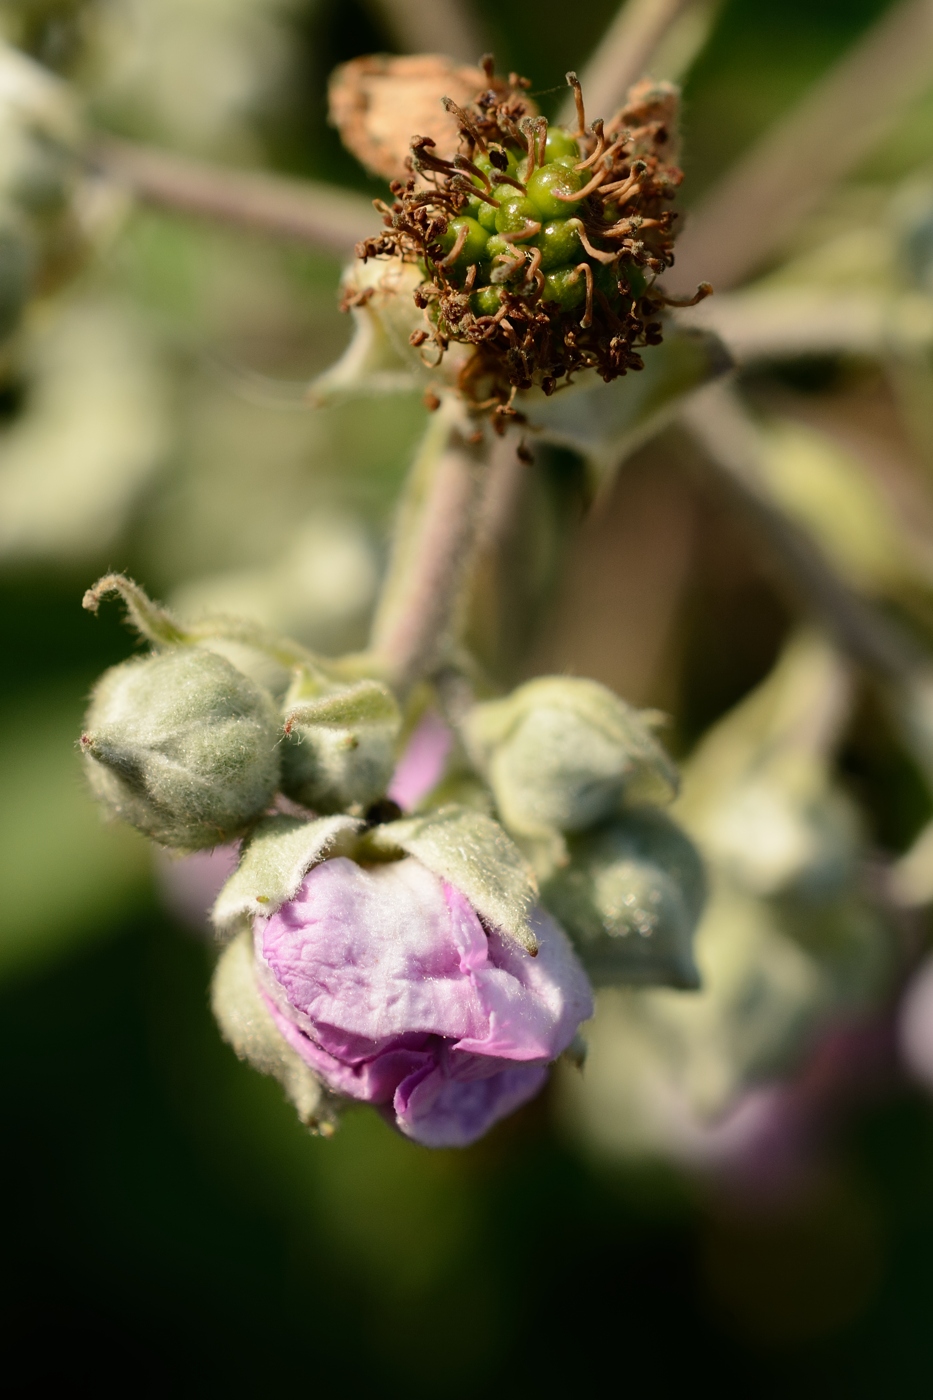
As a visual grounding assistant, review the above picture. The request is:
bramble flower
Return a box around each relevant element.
[247,853,593,1147]
[349,58,709,422]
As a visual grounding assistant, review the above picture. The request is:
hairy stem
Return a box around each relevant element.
[370,399,496,692]
[90,136,374,255]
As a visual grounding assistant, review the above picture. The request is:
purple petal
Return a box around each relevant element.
[254,853,594,1146]
[387,711,453,811]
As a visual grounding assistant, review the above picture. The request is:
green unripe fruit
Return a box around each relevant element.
[525,162,584,220]
[541,266,585,311]
[472,284,503,316]
[494,196,540,236]
[81,647,281,850]
[536,218,582,272]
[280,680,400,815]
[544,128,580,163]
[437,216,488,267]
[477,199,499,232]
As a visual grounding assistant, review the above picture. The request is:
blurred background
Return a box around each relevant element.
[6,0,933,1390]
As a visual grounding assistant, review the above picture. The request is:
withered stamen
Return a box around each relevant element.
[454,155,491,189]
[518,119,535,175]
[656,282,713,308]
[501,221,541,244]
[536,117,548,170]
[566,71,586,137]
[453,177,500,208]
[576,262,595,327]
[524,246,542,285]
[554,163,609,202]
[492,172,527,195]
[437,223,469,268]
[575,119,605,171]
[572,221,619,264]
[442,96,486,151]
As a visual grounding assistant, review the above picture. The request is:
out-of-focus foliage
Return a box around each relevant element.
[8,0,933,1386]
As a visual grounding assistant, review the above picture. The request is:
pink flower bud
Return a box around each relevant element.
[253,854,593,1147]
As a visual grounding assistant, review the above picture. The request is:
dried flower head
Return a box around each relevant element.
[351,59,710,423]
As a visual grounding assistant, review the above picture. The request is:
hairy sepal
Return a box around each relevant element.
[211,931,338,1133]
[365,804,539,954]
[212,814,362,934]
[281,676,402,814]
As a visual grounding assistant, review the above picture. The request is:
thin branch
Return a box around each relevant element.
[557,0,699,126]
[90,136,375,256]
[365,0,487,63]
[680,289,895,364]
[681,382,924,684]
[672,0,933,293]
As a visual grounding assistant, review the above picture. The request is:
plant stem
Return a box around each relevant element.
[558,0,700,126]
[370,398,496,692]
[89,136,374,255]
[672,0,933,293]
[681,382,924,683]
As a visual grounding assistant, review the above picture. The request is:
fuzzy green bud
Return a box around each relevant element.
[280,678,401,815]
[81,647,281,850]
[542,808,705,989]
[465,677,679,838]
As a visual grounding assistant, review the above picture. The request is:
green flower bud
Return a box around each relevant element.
[542,809,705,988]
[280,678,402,815]
[465,677,679,837]
[81,647,281,850]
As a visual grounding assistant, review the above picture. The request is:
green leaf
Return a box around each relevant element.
[522,324,731,493]
[212,814,361,933]
[366,804,539,954]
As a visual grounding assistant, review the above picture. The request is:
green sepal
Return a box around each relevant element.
[211,930,338,1134]
[542,808,705,990]
[465,676,679,838]
[212,813,362,933]
[364,804,539,954]
[285,676,400,729]
[522,325,731,497]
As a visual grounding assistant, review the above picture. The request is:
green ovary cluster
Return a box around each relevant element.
[435,127,644,316]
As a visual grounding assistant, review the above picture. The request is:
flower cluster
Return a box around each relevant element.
[79,575,704,1147]
[353,60,706,421]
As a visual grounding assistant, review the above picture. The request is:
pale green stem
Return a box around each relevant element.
[370,397,493,693]
[558,0,704,127]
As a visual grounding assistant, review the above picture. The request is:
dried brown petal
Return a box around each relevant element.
[328,54,494,183]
